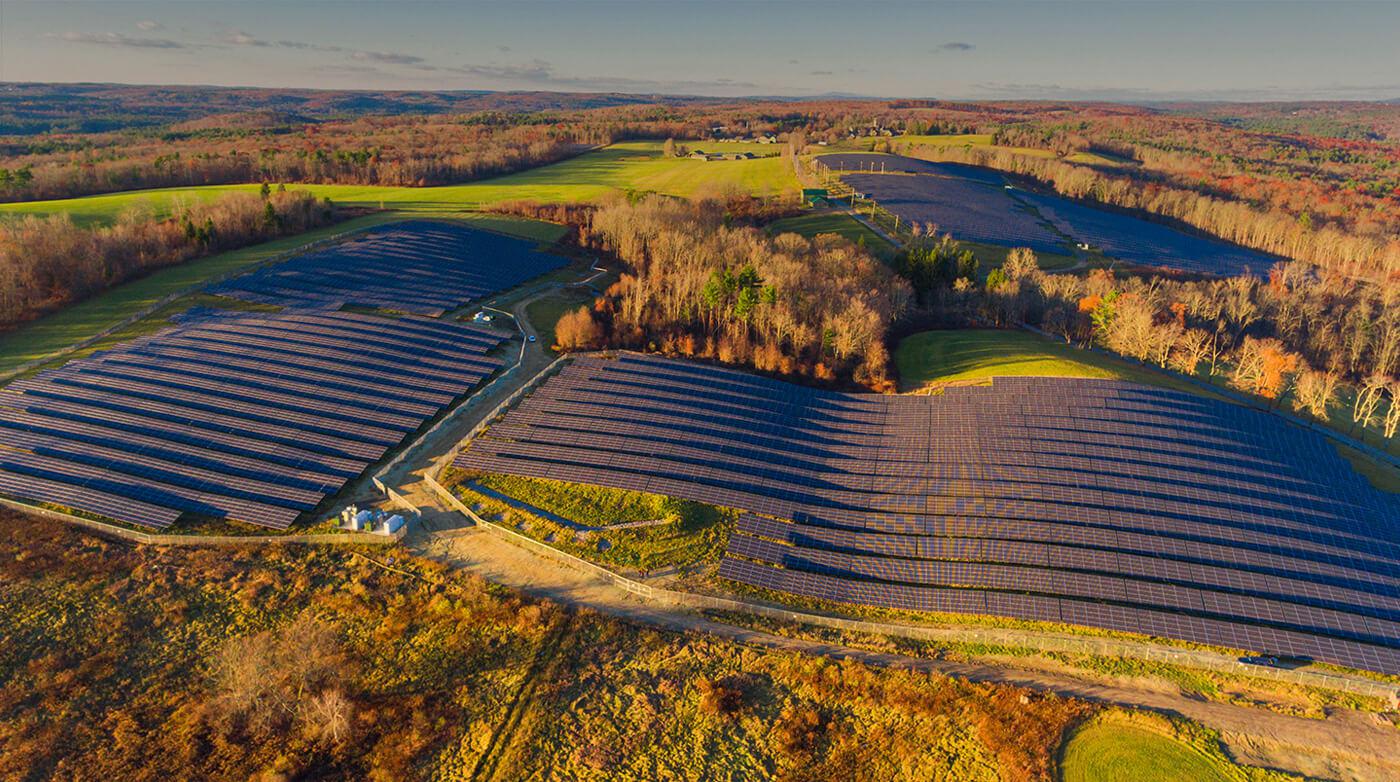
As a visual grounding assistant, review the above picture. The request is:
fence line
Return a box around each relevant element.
[420,474,1399,705]
[2,496,403,546]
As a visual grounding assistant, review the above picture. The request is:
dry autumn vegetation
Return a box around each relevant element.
[0,511,1096,781]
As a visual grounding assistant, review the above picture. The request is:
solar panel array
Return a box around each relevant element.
[819,152,1278,276]
[841,172,1067,254]
[818,153,1008,186]
[1017,191,1279,276]
[0,308,506,529]
[457,353,1400,674]
[211,220,567,316]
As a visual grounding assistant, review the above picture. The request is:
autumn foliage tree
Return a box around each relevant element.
[576,195,911,388]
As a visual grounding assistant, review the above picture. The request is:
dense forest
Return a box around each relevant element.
[0,186,337,327]
[543,196,911,389]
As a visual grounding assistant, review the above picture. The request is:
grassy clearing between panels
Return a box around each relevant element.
[766,210,899,261]
[953,241,1081,275]
[893,329,1202,394]
[444,470,735,572]
[0,141,802,228]
[1057,710,1297,782]
[525,287,600,352]
[0,212,562,377]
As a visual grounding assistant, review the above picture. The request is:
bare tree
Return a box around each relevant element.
[1384,380,1400,440]
[1292,367,1340,420]
[1003,247,1039,281]
[1353,374,1389,430]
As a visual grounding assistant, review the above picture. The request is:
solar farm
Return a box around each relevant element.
[819,152,1009,186]
[1018,191,1280,276]
[457,353,1400,674]
[0,219,570,530]
[210,219,568,316]
[820,153,1282,274]
[841,171,1067,254]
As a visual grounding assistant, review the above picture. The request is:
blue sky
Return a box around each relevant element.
[3,1,1398,100]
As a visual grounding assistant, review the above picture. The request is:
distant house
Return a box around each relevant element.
[802,188,829,207]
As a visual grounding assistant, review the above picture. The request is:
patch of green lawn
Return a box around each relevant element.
[894,329,1197,394]
[525,288,598,351]
[1058,711,1289,782]
[453,472,735,572]
[896,134,1127,166]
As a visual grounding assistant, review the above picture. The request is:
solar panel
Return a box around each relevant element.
[459,353,1400,674]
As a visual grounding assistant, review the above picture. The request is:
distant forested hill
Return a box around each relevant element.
[0,82,724,134]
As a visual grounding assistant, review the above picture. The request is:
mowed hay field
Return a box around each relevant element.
[894,329,1195,393]
[0,141,800,227]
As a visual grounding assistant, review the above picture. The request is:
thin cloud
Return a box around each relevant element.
[224,30,268,47]
[444,58,766,94]
[352,50,426,66]
[449,59,555,81]
[135,21,163,32]
[49,31,187,49]
[810,70,834,76]
[935,42,975,52]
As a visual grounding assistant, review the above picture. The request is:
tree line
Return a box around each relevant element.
[896,141,1399,282]
[544,195,912,389]
[0,186,336,329]
[913,241,1400,443]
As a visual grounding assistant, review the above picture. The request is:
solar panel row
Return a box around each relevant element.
[0,308,506,529]
[457,352,1400,674]
[209,220,567,316]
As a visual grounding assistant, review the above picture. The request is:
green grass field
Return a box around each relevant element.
[767,210,899,261]
[525,287,598,351]
[1058,711,1287,782]
[0,141,801,227]
[450,472,735,572]
[894,329,1196,394]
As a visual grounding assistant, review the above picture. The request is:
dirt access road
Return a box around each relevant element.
[407,523,1400,782]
